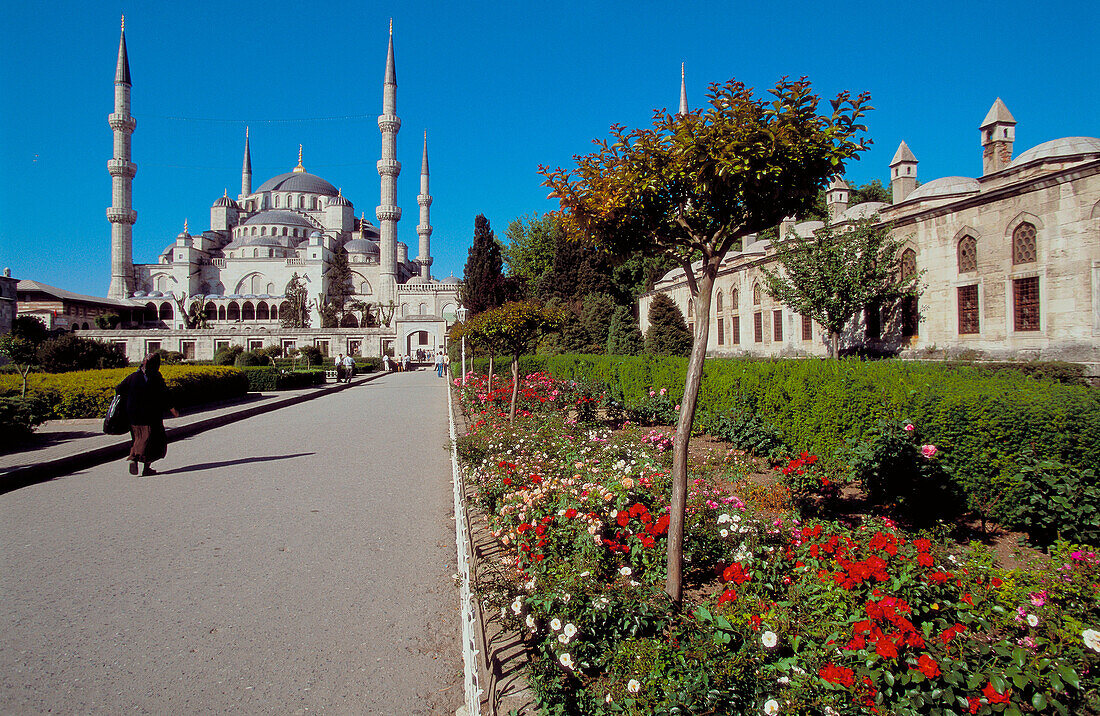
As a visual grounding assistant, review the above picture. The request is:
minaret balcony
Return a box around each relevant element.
[375,206,402,222]
[417,225,433,237]
[108,113,136,132]
[417,256,434,266]
[107,207,137,224]
[376,159,402,177]
[417,194,433,207]
[107,159,137,178]
[377,115,402,133]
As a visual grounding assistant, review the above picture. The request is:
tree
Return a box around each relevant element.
[172,292,210,329]
[322,247,354,327]
[281,273,311,328]
[37,334,127,373]
[541,76,870,604]
[644,294,692,356]
[461,214,508,314]
[762,217,919,357]
[503,213,560,293]
[0,316,47,398]
[476,301,563,422]
[606,305,643,355]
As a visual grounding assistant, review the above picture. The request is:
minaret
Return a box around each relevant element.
[678,63,688,116]
[376,19,402,302]
[416,131,433,280]
[241,126,252,198]
[107,15,137,299]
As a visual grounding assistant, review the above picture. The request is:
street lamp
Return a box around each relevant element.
[457,306,469,385]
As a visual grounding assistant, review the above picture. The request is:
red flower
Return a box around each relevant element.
[564,508,577,519]
[917,553,935,567]
[991,577,1003,588]
[961,593,974,606]
[982,682,1011,704]
[913,538,932,553]
[502,477,512,486]
[915,653,941,678]
[722,563,751,585]
[616,511,630,527]
[818,663,855,688]
[535,525,546,536]
[875,638,898,659]
[517,523,532,533]
[716,588,737,605]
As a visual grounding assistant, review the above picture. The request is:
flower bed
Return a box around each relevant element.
[456,372,1100,714]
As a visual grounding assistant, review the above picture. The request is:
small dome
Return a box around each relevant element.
[242,210,315,228]
[309,230,324,239]
[1009,137,1100,167]
[132,290,147,297]
[213,195,239,208]
[344,238,380,255]
[742,237,772,253]
[149,291,163,298]
[255,171,339,196]
[841,202,888,221]
[442,276,460,285]
[794,220,824,238]
[328,193,351,207]
[906,176,979,201]
[161,244,175,256]
[405,276,429,284]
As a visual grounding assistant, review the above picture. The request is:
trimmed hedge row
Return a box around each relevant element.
[240,367,325,391]
[472,354,1100,511]
[0,366,249,420]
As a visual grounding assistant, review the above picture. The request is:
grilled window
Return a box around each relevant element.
[957,235,977,272]
[731,316,740,344]
[754,312,763,342]
[957,284,979,334]
[717,318,725,345]
[1012,223,1037,265]
[773,310,783,341]
[1013,276,1040,331]
[802,314,813,341]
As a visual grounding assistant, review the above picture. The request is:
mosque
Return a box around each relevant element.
[641,75,1100,369]
[88,20,462,361]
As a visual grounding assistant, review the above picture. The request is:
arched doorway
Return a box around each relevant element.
[406,330,429,355]
[242,301,256,321]
[227,301,241,321]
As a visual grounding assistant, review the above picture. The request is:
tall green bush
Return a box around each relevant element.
[36,334,128,373]
[643,294,691,356]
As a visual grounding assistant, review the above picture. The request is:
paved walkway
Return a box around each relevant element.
[0,369,463,714]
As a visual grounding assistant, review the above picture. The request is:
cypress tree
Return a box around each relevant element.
[461,214,507,314]
[606,305,643,355]
[643,294,692,356]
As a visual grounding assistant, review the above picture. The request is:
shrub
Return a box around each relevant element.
[36,334,128,373]
[152,349,185,365]
[643,293,692,356]
[299,345,324,366]
[213,345,243,366]
[606,305,643,355]
[704,408,787,460]
[0,366,248,419]
[0,396,47,451]
[1009,456,1100,547]
[234,350,266,367]
[240,367,325,391]
[355,357,383,373]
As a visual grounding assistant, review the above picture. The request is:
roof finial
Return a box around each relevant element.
[184,218,189,234]
[245,125,249,139]
[294,144,305,172]
[121,13,125,31]
[360,211,367,232]
[389,17,393,35]
[223,188,228,198]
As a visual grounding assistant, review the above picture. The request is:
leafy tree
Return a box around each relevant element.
[536,221,614,302]
[94,313,121,329]
[610,253,679,304]
[851,178,890,205]
[37,334,127,373]
[0,316,47,397]
[503,213,560,293]
[643,294,692,356]
[541,76,870,604]
[606,305,643,355]
[299,345,324,367]
[461,214,508,314]
[579,292,616,352]
[474,301,563,422]
[281,273,311,328]
[213,345,243,366]
[762,217,920,357]
[322,247,355,327]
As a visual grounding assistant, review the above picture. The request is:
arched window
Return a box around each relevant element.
[266,282,275,294]
[360,281,371,295]
[716,290,723,312]
[218,305,226,321]
[205,303,217,322]
[899,249,919,337]
[419,302,429,314]
[957,235,977,272]
[227,302,240,321]
[687,300,694,317]
[251,227,258,236]
[753,284,761,305]
[1012,222,1037,264]
[260,226,266,236]
[299,195,306,209]
[242,302,255,321]
[900,248,917,280]
[312,197,319,210]
[274,195,280,208]
[159,302,173,320]
[270,304,279,321]
[256,302,269,321]
[731,288,739,310]
[401,303,409,317]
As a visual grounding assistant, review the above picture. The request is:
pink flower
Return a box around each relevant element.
[904,423,915,432]
[921,444,938,458]
[674,404,681,411]
[659,388,667,396]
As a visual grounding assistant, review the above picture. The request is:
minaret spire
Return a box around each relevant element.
[376,20,402,301]
[294,144,305,172]
[678,63,688,116]
[107,16,137,299]
[416,130,434,280]
[241,126,252,198]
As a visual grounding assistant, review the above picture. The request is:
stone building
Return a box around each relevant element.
[15,279,138,333]
[0,269,18,335]
[640,96,1100,370]
[83,19,461,361]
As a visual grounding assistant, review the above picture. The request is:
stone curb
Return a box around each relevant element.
[1,371,390,494]
[448,385,536,716]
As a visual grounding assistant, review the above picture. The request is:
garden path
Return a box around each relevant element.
[0,369,463,714]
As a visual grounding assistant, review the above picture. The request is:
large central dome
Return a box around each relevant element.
[255,171,338,196]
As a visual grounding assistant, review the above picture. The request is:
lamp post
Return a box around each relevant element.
[457,307,469,385]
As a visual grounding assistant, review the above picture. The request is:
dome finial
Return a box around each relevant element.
[293,144,305,173]
[389,17,393,35]
[121,13,125,31]
[223,188,228,198]
[184,218,189,234]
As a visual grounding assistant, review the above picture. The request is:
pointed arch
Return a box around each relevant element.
[256,301,270,320]
[242,301,255,321]
[715,290,723,312]
[953,226,979,273]
[227,301,240,321]
[1090,200,1100,220]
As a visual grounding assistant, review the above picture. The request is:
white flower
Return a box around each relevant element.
[776,676,790,684]
[605,693,613,703]
[525,614,536,629]
[1083,628,1100,653]
[1027,614,1040,627]
[824,708,839,716]
[511,597,524,615]
[764,698,780,715]
[762,631,778,648]
[564,623,577,638]
[558,633,570,644]
[550,617,562,631]
[720,529,729,538]
[627,679,641,694]
[619,566,632,576]
[718,513,731,524]
[579,571,590,577]
[732,514,742,523]
[559,652,574,670]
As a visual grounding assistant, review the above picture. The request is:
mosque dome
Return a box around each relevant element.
[906,176,979,201]
[1009,137,1100,167]
[213,195,239,208]
[309,230,324,239]
[793,220,824,238]
[441,276,460,285]
[344,238,380,255]
[255,171,339,196]
[406,276,429,284]
[242,210,315,228]
[327,192,351,207]
[841,202,888,221]
[160,244,175,257]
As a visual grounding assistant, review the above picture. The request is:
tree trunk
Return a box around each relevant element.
[488,353,494,395]
[829,331,839,359]
[665,268,715,606]
[509,356,519,423]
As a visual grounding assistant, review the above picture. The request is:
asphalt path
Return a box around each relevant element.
[1,369,463,714]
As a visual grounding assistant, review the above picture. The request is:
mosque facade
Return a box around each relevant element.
[640,88,1100,370]
[88,21,462,361]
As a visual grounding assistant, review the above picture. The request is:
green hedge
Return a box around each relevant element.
[0,366,249,420]
[240,367,325,391]
[474,355,1100,512]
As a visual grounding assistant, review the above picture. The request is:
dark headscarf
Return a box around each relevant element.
[141,352,161,375]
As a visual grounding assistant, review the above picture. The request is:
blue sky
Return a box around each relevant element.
[1,0,1096,297]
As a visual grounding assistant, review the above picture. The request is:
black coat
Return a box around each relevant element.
[116,369,172,426]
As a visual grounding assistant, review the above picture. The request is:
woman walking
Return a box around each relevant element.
[116,353,179,476]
